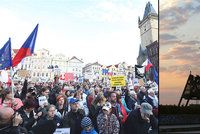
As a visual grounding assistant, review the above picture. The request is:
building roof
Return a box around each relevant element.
[143,2,157,19]
[68,56,84,63]
[83,62,102,69]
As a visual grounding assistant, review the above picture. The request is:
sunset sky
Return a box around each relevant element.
[160,0,200,105]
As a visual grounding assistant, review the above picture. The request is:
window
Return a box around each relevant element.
[46,73,48,77]
[33,72,36,77]
[37,73,39,77]
[42,73,44,77]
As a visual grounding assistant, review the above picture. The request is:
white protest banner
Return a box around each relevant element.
[53,128,70,134]
[38,96,48,106]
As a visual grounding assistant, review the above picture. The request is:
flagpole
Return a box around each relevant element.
[10,66,14,99]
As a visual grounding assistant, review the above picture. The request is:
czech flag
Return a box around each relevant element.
[12,24,39,67]
[146,59,153,72]
[142,59,153,72]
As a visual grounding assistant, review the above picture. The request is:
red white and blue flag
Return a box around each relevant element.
[142,58,153,72]
[12,24,39,67]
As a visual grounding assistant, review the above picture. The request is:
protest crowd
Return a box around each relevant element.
[0,75,158,134]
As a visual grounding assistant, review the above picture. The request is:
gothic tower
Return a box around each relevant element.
[137,1,158,65]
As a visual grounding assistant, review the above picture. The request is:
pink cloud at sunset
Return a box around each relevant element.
[160,0,200,105]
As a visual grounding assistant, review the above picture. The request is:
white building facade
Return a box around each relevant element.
[66,56,84,78]
[16,49,84,82]
[82,62,102,81]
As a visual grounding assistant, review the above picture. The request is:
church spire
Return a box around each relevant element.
[143,1,157,20]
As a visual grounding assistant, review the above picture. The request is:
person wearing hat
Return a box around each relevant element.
[61,98,85,134]
[97,102,120,134]
[81,117,98,134]
[124,102,158,134]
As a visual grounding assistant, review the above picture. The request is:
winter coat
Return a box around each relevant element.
[89,104,102,132]
[61,109,85,134]
[81,128,98,134]
[97,113,120,134]
[124,108,158,134]
[0,125,28,134]
[121,97,131,113]
[17,107,36,130]
[127,96,138,110]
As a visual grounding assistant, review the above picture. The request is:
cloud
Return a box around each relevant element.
[160,33,177,40]
[161,42,200,59]
[160,33,181,45]
[160,1,200,32]
[182,40,200,45]
[160,66,167,72]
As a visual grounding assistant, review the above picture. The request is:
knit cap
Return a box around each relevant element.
[81,117,92,128]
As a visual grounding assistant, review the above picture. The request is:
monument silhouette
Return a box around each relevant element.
[178,71,200,106]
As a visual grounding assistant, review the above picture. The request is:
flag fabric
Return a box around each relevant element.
[0,38,12,70]
[146,59,153,72]
[135,65,145,79]
[102,69,108,75]
[153,67,158,84]
[142,59,153,72]
[12,24,39,67]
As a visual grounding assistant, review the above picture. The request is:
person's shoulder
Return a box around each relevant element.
[129,109,140,117]
[91,129,98,134]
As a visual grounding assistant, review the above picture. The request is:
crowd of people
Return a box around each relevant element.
[0,76,158,134]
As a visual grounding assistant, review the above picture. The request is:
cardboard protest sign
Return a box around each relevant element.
[18,70,30,78]
[110,76,126,87]
[38,96,48,106]
[53,128,70,134]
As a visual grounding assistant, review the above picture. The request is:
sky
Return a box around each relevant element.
[160,0,200,105]
[0,0,158,66]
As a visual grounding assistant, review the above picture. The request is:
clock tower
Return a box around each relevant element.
[138,2,158,48]
[137,2,158,65]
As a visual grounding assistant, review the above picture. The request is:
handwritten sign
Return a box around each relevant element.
[38,96,48,106]
[53,128,70,134]
[110,76,126,87]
